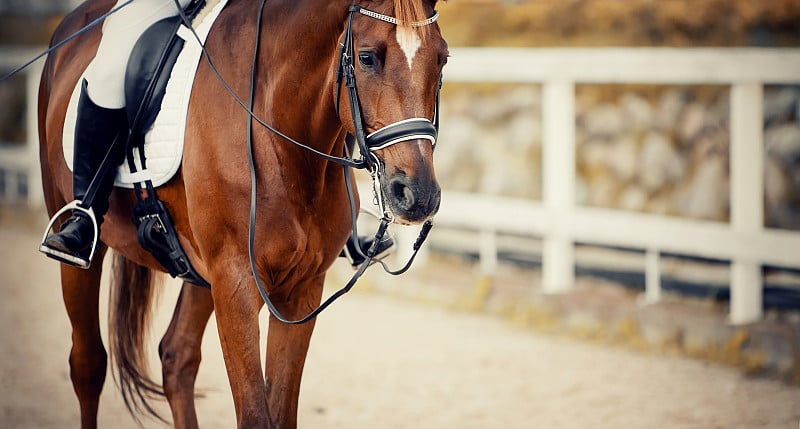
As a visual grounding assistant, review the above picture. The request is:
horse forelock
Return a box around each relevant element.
[387,0,440,39]
[393,0,427,26]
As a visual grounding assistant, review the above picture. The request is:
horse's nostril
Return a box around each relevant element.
[390,178,415,210]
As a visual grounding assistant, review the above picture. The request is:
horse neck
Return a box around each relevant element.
[254,0,354,161]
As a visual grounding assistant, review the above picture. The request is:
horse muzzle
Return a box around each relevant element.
[364,118,440,225]
[383,172,441,225]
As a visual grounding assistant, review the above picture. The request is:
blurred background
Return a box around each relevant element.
[426,0,799,384]
[1,1,799,426]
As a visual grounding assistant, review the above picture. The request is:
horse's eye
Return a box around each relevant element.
[358,51,377,69]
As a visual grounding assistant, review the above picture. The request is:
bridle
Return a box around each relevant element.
[224,1,441,324]
[335,4,441,218]
[336,4,440,156]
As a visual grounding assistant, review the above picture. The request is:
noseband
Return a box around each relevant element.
[366,118,437,150]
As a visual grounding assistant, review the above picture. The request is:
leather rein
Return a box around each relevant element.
[174,1,441,324]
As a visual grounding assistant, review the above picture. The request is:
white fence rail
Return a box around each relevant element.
[0,47,44,208]
[431,47,800,325]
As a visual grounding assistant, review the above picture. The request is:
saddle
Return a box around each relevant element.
[122,0,210,288]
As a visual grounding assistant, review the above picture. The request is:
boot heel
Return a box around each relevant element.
[39,200,100,268]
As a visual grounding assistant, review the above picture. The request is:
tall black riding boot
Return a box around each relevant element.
[41,79,128,268]
[341,233,395,268]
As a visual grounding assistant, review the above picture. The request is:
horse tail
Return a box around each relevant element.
[108,252,168,424]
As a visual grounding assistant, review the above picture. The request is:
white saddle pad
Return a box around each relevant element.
[62,0,228,189]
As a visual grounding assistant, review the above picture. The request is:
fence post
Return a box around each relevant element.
[479,229,498,276]
[541,80,575,293]
[394,224,429,270]
[643,247,662,304]
[26,60,44,209]
[729,83,764,324]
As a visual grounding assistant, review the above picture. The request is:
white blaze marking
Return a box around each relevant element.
[396,26,421,70]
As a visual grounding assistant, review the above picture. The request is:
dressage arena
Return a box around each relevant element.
[1,218,799,428]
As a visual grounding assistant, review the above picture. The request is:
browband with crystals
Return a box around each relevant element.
[356,6,439,27]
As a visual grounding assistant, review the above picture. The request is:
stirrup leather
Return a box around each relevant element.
[39,200,100,269]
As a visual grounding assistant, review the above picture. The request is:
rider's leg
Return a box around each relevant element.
[84,0,194,109]
[341,231,394,267]
[41,80,127,267]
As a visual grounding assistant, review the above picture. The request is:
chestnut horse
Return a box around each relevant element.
[38,0,446,427]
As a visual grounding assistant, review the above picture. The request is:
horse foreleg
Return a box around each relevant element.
[212,276,271,428]
[263,277,324,429]
[61,251,107,429]
[159,282,214,429]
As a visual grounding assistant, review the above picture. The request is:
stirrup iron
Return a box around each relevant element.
[39,200,100,269]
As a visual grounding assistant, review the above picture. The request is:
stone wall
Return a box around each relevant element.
[436,84,800,231]
[437,85,543,200]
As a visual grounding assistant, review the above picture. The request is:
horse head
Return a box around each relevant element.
[338,0,447,225]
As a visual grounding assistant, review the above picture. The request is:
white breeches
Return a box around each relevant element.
[84,0,192,108]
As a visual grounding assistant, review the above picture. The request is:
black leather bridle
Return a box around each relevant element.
[336,4,440,161]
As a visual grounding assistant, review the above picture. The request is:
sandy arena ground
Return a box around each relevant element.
[1,222,799,428]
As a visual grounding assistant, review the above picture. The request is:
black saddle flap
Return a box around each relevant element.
[124,16,185,148]
[124,0,206,148]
